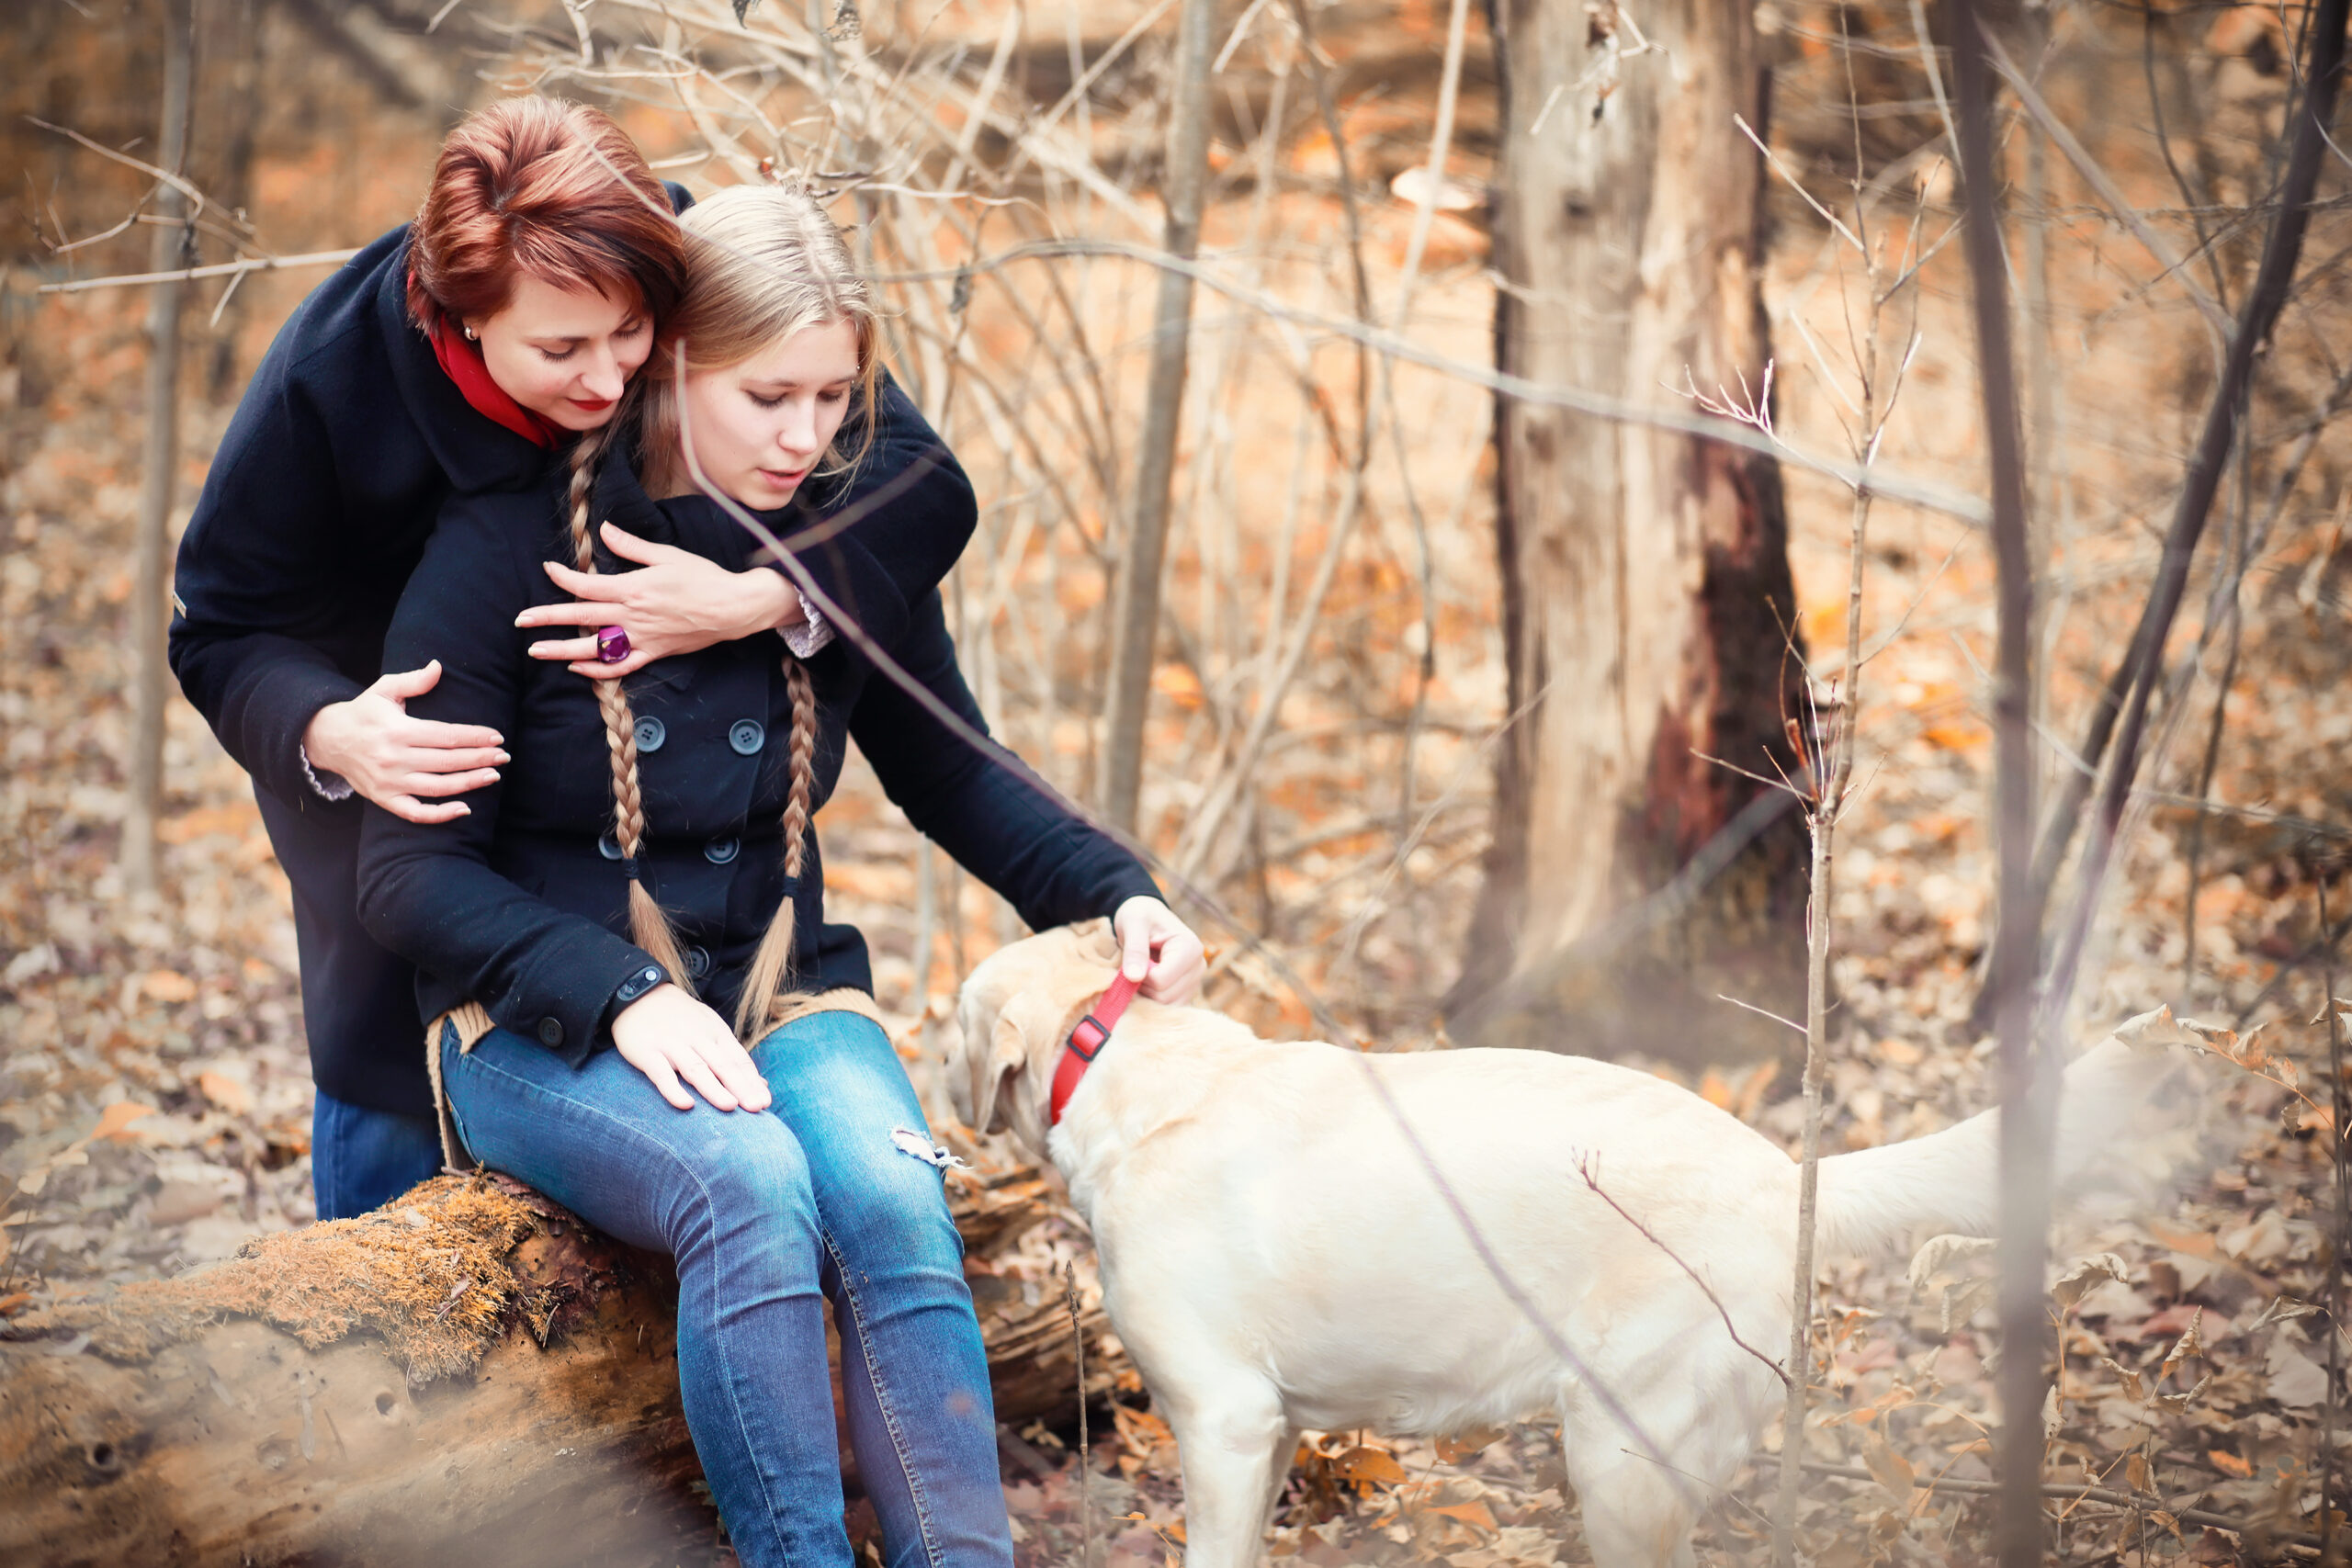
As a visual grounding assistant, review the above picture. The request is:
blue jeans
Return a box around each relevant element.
[439,1010,1012,1568]
[311,1089,444,1220]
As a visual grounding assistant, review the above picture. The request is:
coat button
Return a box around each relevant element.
[598,831,622,861]
[704,836,740,865]
[536,1017,565,1048]
[729,719,764,755]
[684,945,710,979]
[634,716,666,753]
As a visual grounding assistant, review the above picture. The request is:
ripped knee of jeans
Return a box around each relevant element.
[889,1125,969,1171]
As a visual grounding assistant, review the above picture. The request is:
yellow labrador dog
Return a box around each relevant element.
[951,921,2177,1568]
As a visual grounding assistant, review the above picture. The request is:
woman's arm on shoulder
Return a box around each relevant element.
[356,497,670,1055]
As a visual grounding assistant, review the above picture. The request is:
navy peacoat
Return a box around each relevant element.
[353,449,1160,1060]
[167,192,978,1114]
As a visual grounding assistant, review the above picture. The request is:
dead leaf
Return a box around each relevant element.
[2207,1449,2253,1479]
[2244,1295,2321,1335]
[1436,1427,1507,1464]
[1857,1430,1916,1500]
[1908,1234,1996,1332]
[1907,1233,1996,1292]
[196,1070,251,1117]
[2162,1309,2209,1372]
[141,969,198,1003]
[92,1101,155,1143]
[2052,1253,2131,1312]
[2144,1221,2219,1260]
[1419,1500,1498,1536]
[2111,1005,2199,1054]
[2187,1526,2237,1563]
[1330,1446,1409,1487]
[2265,1337,2331,1407]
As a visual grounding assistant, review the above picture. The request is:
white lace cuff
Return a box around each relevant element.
[300,745,356,803]
[782,596,835,660]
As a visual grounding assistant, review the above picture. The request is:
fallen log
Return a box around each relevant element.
[0,1167,1123,1567]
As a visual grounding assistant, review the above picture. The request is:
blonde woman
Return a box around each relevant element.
[355,184,1204,1565]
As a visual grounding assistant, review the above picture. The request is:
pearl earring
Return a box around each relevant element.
[462,324,479,342]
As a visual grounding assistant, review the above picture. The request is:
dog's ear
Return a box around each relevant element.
[972,1011,1031,1136]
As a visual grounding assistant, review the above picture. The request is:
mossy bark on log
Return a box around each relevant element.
[0,1169,1121,1568]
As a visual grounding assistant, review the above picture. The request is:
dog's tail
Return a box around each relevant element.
[1812,1011,2191,1258]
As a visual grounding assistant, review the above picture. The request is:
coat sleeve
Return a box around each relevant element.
[167,356,369,807]
[355,499,668,1060]
[849,591,1162,933]
[777,375,977,661]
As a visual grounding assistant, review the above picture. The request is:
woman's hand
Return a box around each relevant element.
[611,984,775,1112]
[516,522,805,680]
[303,661,508,824]
[1112,897,1207,1005]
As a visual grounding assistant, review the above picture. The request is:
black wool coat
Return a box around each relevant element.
[167,192,976,1114]
[354,451,1160,1063]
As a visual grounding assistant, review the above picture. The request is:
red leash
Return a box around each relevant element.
[1048,969,1144,1127]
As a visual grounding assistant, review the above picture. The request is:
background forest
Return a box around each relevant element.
[3,0,2350,1562]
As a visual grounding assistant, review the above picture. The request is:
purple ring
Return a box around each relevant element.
[596,625,631,664]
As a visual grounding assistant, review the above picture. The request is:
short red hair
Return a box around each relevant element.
[406,96,686,334]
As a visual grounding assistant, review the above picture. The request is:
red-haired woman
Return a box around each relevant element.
[169,96,974,1219]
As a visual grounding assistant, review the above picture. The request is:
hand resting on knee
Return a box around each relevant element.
[612,985,774,1112]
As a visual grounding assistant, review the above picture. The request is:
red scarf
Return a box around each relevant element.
[426,314,564,449]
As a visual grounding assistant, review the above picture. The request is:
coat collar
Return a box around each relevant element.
[375,230,552,497]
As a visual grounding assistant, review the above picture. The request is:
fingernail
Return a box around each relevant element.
[493,751,511,763]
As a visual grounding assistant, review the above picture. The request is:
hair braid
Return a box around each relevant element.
[732,655,819,1041]
[564,421,696,997]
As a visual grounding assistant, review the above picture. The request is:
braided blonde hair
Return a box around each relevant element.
[565,180,882,1042]
[563,414,697,997]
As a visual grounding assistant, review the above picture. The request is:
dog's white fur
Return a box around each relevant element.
[951,922,2175,1568]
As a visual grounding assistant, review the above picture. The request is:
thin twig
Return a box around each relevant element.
[1577,1156,1792,1392]
[1063,1259,1093,1568]
[36,247,361,294]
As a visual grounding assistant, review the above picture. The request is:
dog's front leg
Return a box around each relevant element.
[1160,1384,1291,1568]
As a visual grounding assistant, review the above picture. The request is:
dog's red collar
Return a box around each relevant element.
[1048,970,1143,1127]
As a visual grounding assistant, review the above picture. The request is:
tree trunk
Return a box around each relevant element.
[1447,0,1808,1066]
[1098,0,1219,833]
[0,1169,1122,1567]
[122,0,194,897]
